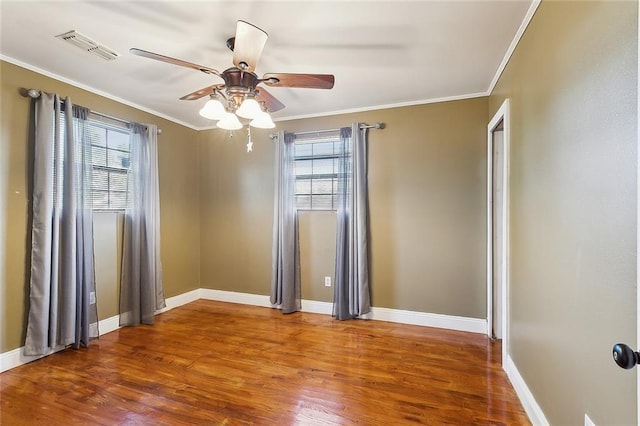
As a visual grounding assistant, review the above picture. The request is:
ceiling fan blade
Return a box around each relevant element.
[130,48,220,76]
[232,21,268,72]
[180,84,226,101]
[255,87,285,113]
[262,73,335,89]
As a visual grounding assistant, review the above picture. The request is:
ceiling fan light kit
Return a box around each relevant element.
[199,98,227,120]
[235,97,262,119]
[216,112,243,130]
[131,20,334,146]
[200,96,275,129]
[249,110,276,129]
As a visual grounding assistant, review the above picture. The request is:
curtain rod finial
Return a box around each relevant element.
[26,89,41,98]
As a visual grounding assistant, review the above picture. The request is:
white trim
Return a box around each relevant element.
[486,106,498,337]
[0,54,199,131]
[156,288,201,313]
[103,289,201,332]
[98,314,121,335]
[504,355,550,426]
[273,92,490,123]
[200,288,273,307]
[487,0,542,94]
[2,53,490,131]
[636,0,640,422]
[0,310,125,372]
[199,290,335,317]
[301,299,334,315]
[584,414,596,426]
[195,92,491,131]
[201,289,486,334]
[487,99,511,364]
[0,289,200,372]
[370,306,486,334]
[0,344,66,373]
[0,122,6,359]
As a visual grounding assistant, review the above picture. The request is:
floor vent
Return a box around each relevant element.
[55,30,118,61]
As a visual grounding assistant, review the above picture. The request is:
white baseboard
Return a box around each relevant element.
[157,288,202,313]
[0,344,64,373]
[0,288,201,373]
[200,289,486,334]
[99,288,201,335]
[98,314,121,335]
[200,288,273,307]
[0,310,123,373]
[370,306,487,334]
[198,292,335,316]
[504,355,549,426]
[301,299,334,315]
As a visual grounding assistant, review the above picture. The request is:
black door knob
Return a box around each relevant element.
[613,343,640,369]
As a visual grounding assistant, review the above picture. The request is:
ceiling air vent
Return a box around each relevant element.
[55,30,118,61]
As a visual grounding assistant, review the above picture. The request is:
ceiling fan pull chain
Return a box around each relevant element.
[246,126,253,153]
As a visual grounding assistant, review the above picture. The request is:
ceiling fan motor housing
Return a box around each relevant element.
[222,68,258,92]
[222,67,260,107]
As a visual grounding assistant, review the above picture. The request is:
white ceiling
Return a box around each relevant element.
[0,0,534,130]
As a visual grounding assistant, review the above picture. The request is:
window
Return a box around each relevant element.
[56,108,132,211]
[294,133,343,210]
[88,120,131,210]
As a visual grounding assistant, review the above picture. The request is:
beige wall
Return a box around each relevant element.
[93,213,122,320]
[489,1,637,424]
[0,61,201,353]
[299,211,336,303]
[199,98,489,318]
[198,126,275,296]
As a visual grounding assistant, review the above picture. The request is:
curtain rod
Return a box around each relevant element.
[268,122,385,140]
[22,89,162,134]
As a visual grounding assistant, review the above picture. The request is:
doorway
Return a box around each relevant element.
[487,99,510,365]
[636,0,639,418]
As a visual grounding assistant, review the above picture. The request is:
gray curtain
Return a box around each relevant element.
[271,131,301,313]
[119,123,165,326]
[24,93,99,355]
[334,123,371,320]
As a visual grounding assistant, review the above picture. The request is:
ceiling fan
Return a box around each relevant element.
[130,20,335,130]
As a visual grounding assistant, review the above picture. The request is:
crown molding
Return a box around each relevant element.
[487,0,542,94]
[1,54,199,131]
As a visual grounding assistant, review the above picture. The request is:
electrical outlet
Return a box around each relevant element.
[89,291,96,305]
[324,276,331,287]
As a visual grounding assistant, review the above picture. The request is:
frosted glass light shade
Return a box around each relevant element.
[216,112,243,130]
[235,98,262,119]
[199,99,226,120]
[250,111,275,129]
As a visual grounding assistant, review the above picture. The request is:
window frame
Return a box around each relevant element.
[87,115,132,212]
[293,132,343,211]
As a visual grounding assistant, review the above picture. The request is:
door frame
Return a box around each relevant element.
[635,0,640,416]
[487,98,510,365]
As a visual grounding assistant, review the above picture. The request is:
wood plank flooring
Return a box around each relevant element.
[1,300,530,425]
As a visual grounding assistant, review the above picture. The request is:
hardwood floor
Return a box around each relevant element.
[1,300,530,425]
